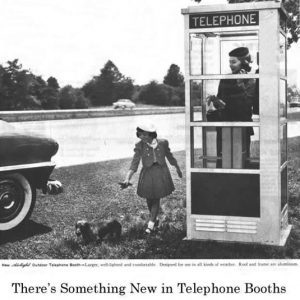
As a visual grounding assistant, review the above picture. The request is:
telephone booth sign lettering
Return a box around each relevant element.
[190,11,259,29]
[182,1,291,246]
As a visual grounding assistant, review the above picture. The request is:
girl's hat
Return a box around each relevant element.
[137,123,156,133]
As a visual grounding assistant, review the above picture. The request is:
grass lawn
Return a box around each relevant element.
[0,137,300,259]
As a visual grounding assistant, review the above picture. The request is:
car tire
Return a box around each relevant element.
[0,173,36,231]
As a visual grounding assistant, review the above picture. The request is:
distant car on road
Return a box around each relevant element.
[113,99,136,110]
[0,120,59,231]
[289,96,300,108]
[290,99,300,107]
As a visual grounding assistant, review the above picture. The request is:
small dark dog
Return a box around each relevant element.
[75,219,122,243]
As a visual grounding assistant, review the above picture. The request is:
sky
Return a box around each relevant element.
[0,0,299,88]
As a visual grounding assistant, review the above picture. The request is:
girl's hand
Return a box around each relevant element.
[176,167,183,178]
[123,178,130,185]
[123,170,134,187]
[119,181,132,189]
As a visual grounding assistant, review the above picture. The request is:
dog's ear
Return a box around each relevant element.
[75,220,88,232]
[82,222,90,229]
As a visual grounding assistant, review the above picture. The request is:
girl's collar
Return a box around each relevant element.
[147,138,158,149]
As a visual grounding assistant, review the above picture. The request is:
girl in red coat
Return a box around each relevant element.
[123,123,182,234]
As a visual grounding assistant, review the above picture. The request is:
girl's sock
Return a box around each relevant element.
[147,221,155,230]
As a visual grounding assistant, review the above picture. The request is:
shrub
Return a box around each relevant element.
[137,81,168,106]
[59,86,76,109]
[136,81,185,106]
[59,86,90,109]
[75,90,90,109]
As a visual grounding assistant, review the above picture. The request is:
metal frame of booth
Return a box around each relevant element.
[182,1,291,246]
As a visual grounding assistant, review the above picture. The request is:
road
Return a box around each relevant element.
[12,114,299,168]
[12,114,185,168]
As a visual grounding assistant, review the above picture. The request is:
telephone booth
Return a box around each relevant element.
[182,1,291,245]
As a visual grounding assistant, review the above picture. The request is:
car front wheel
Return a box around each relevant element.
[0,173,36,231]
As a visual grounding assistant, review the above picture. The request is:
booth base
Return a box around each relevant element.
[183,225,292,247]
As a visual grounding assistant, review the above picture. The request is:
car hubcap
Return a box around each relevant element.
[0,179,24,223]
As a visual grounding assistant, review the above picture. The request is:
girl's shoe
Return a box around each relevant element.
[145,227,154,234]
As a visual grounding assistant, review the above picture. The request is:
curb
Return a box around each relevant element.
[0,107,298,122]
[0,107,185,122]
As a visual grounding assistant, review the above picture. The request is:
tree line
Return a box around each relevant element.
[1,0,299,111]
[0,59,185,110]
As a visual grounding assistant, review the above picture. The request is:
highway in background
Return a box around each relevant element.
[12,113,299,168]
[12,114,185,168]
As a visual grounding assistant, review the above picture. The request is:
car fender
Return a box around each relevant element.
[0,162,56,193]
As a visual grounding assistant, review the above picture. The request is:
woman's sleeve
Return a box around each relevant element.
[239,79,256,107]
[164,140,178,166]
[253,79,259,114]
[217,79,224,99]
[129,143,142,172]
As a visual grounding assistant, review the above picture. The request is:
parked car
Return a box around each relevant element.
[0,120,59,231]
[112,99,136,109]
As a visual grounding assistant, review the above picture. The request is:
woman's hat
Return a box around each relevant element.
[229,47,249,58]
[137,123,156,133]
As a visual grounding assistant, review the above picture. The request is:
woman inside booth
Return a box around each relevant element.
[207,47,259,167]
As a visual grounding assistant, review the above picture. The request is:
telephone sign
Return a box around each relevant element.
[189,11,259,29]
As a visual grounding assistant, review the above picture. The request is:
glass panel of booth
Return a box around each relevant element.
[280,12,287,33]
[280,32,286,77]
[281,166,287,211]
[280,124,287,166]
[189,31,259,75]
[280,79,287,119]
[191,126,259,170]
[188,30,261,171]
[190,79,259,122]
